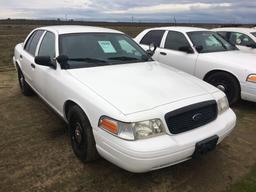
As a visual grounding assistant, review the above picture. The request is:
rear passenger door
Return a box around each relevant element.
[139,30,165,60]
[157,31,198,75]
[21,30,44,86]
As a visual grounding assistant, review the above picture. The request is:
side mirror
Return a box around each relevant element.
[34,56,56,69]
[179,46,194,54]
[56,55,69,69]
[146,43,157,56]
[195,45,203,53]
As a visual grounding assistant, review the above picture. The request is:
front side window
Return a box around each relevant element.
[59,33,151,69]
[24,30,44,56]
[251,32,256,38]
[38,32,56,59]
[140,30,165,47]
[164,31,191,51]
[230,32,255,47]
[187,31,237,53]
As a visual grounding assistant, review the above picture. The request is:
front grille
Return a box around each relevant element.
[165,100,218,134]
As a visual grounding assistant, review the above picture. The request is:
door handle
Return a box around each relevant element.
[31,63,36,69]
[20,55,23,59]
[160,52,167,56]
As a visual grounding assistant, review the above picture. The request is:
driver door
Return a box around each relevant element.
[34,31,57,104]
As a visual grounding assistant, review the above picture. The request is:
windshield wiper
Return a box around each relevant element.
[108,56,139,61]
[69,58,108,63]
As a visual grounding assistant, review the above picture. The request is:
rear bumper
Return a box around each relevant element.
[94,109,236,173]
[241,82,256,102]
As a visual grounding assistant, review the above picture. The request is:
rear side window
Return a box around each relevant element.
[164,31,191,51]
[24,30,44,56]
[38,32,56,59]
[140,30,165,47]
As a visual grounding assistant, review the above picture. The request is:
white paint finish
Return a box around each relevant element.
[135,26,256,103]
[13,25,236,172]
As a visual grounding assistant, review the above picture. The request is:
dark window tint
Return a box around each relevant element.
[24,32,35,52]
[140,30,165,47]
[217,32,230,41]
[164,31,191,51]
[24,30,44,56]
[230,32,255,47]
[38,32,55,59]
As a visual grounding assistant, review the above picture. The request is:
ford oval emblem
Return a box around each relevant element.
[192,113,203,121]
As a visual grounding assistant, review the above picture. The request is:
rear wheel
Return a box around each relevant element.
[17,68,34,96]
[68,105,99,162]
[205,72,240,105]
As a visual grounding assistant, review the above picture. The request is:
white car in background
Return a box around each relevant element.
[213,27,256,54]
[135,26,256,105]
[13,25,236,173]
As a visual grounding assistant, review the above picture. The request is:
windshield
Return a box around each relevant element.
[59,33,151,69]
[187,31,238,53]
[251,32,256,38]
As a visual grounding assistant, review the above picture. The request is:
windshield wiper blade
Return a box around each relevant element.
[108,56,139,61]
[68,58,108,63]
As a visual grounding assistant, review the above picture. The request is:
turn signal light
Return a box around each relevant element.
[99,118,118,134]
[247,74,256,83]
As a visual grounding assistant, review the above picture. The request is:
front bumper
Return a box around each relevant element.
[94,109,236,173]
[241,82,256,102]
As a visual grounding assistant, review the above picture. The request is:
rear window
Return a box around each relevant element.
[140,30,165,47]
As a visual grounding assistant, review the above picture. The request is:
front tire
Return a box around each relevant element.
[205,72,240,105]
[68,105,99,163]
[17,68,34,96]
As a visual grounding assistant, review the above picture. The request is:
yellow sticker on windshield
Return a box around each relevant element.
[98,41,117,53]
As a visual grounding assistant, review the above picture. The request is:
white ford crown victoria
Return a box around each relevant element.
[213,27,256,54]
[13,26,236,173]
[135,27,256,105]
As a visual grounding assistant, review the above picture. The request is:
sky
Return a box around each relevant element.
[0,0,256,23]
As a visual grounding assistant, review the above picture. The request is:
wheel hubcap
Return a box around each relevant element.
[216,84,226,92]
[74,123,82,145]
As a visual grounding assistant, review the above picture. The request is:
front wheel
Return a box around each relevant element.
[68,105,99,163]
[205,72,240,105]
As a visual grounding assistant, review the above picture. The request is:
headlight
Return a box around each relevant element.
[217,96,229,114]
[99,117,164,140]
[247,74,256,83]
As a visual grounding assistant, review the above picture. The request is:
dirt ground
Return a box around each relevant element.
[0,69,256,192]
[0,23,256,192]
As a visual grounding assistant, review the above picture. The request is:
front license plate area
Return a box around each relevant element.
[193,135,219,158]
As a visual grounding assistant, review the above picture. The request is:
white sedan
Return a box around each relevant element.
[213,27,256,54]
[135,26,256,105]
[13,25,236,173]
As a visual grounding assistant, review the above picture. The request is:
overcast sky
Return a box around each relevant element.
[0,0,256,23]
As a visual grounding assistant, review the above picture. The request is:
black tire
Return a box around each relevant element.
[17,67,34,96]
[68,105,99,163]
[205,72,240,105]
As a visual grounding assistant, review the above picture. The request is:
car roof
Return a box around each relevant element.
[145,26,208,33]
[213,27,256,33]
[37,25,123,35]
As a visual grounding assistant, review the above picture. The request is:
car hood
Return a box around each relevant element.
[67,62,216,115]
[199,50,256,70]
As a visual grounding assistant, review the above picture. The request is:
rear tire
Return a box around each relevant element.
[17,68,34,96]
[205,72,240,105]
[68,105,99,163]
